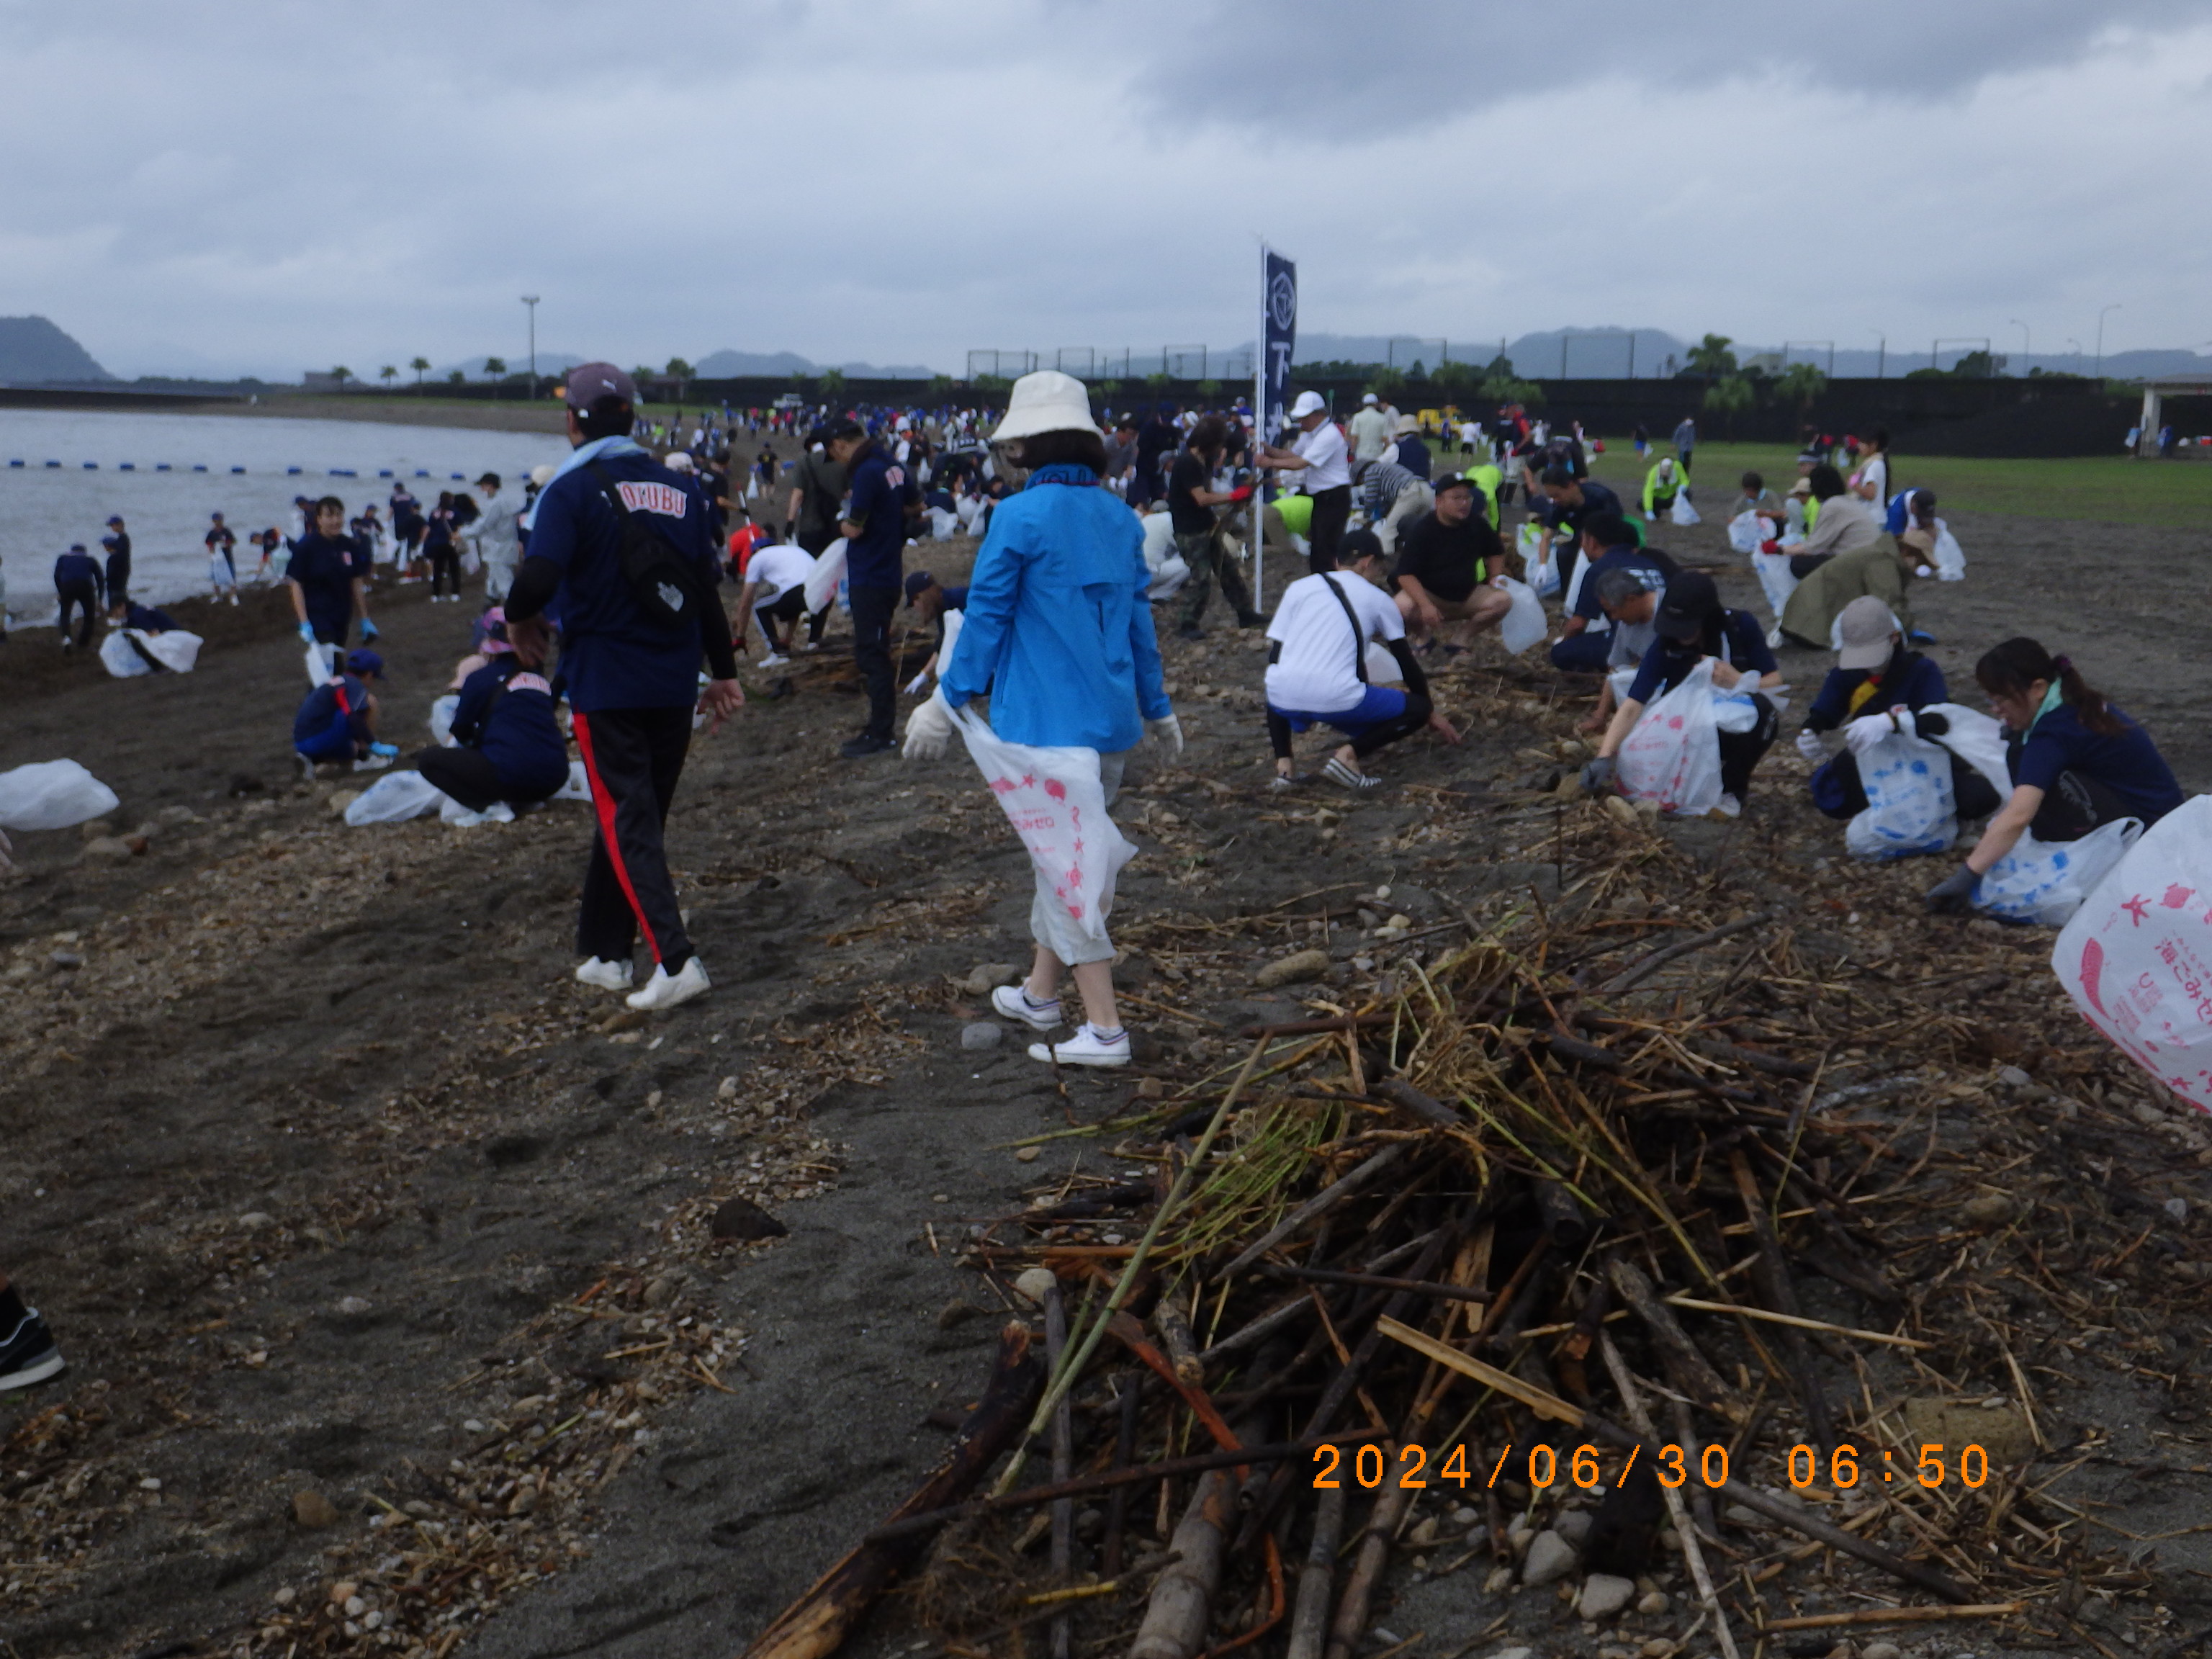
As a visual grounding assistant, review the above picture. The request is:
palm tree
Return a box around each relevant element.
[1685,334,1738,380]
[483,356,507,382]
[410,356,431,386]
[1702,374,1755,438]
[330,366,353,388]
[378,365,398,390]
[665,358,695,399]
[819,367,847,404]
[1777,361,1826,415]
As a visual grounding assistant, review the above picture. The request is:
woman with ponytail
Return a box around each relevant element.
[1925,637,2183,912]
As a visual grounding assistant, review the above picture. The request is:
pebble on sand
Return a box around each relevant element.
[1520,1529,1578,1586]
[1255,948,1330,989]
[292,1489,341,1529]
[710,1195,789,1241]
[961,1022,1003,1051]
[1578,1573,1635,1619]
[1014,1267,1059,1306]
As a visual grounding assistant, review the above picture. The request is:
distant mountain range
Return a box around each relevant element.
[692,348,938,380]
[0,315,113,383]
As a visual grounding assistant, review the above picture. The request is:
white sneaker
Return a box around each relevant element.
[574,956,634,990]
[1027,1025,1132,1068]
[992,983,1062,1030]
[626,955,711,1010]
[1712,793,1743,819]
[351,752,394,772]
[757,652,790,669]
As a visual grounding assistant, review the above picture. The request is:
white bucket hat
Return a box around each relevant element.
[991,370,1100,442]
[1290,390,1327,420]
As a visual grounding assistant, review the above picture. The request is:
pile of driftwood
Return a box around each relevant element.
[745,843,2166,1659]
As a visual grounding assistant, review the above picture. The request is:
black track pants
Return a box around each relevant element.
[571,706,695,971]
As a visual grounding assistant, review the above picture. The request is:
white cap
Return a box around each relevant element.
[1361,392,1378,405]
[1290,390,1327,419]
[991,369,1101,442]
[529,464,554,487]
[664,451,695,472]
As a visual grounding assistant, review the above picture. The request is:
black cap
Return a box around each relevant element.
[1653,570,1720,644]
[904,570,936,605]
[1337,527,1385,565]
[1431,472,1476,495]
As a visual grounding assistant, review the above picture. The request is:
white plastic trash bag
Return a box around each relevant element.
[305,644,333,688]
[550,760,593,801]
[99,631,151,678]
[1751,552,1799,623]
[1932,518,1966,581]
[1141,513,1190,601]
[1516,524,1557,596]
[947,703,1136,945]
[2053,794,2212,1112]
[803,539,849,614]
[1364,642,1404,684]
[1978,817,2141,927]
[343,771,446,825]
[1844,732,1957,860]
[1494,576,1547,656]
[429,693,459,747]
[0,760,120,830]
[1725,511,1766,555]
[1670,492,1701,526]
[1616,659,1726,818]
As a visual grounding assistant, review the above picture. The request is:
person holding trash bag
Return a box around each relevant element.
[1779,527,1928,651]
[903,369,1175,1069]
[53,544,103,651]
[1641,456,1687,521]
[1581,570,1783,817]
[415,621,570,815]
[1796,596,1999,822]
[294,649,396,773]
[503,362,743,1012]
[1925,639,2183,913]
[1266,529,1461,792]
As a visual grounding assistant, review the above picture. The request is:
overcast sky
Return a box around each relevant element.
[6,0,2211,379]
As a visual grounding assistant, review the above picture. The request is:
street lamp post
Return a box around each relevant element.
[521,296,541,397]
[2009,320,2030,375]
[2095,304,2121,379]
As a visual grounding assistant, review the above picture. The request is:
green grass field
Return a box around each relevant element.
[1581,441,2212,529]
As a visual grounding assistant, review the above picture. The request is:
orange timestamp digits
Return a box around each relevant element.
[1311,1441,1997,1492]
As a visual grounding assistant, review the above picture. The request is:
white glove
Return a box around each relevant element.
[902,694,954,762]
[1843,712,1895,756]
[1794,729,1827,764]
[904,670,930,695]
[1145,714,1185,755]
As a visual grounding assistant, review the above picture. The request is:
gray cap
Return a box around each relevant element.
[564,361,637,410]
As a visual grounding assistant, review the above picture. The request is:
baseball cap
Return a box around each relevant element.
[1898,526,1936,561]
[663,451,694,472]
[1432,472,1476,495]
[105,514,124,527]
[1290,390,1327,419]
[1653,570,1720,644]
[1835,595,1899,670]
[1786,477,1812,496]
[564,361,637,409]
[475,471,502,489]
[101,534,117,547]
[345,649,385,678]
[1360,392,1379,405]
[1337,527,1385,565]
[904,570,937,605]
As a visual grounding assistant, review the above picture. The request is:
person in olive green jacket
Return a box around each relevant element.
[1779,529,1932,650]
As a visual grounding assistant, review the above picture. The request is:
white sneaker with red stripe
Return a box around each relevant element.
[626,956,711,1011]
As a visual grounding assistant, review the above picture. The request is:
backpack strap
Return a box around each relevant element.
[1318,572,1370,685]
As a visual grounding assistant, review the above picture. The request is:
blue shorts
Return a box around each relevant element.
[1269,684,1408,739]
[296,708,356,762]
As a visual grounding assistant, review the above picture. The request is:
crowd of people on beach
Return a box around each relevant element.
[1,365,2190,1397]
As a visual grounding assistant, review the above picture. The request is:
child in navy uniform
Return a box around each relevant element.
[417,629,571,813]
[294,649,397,775]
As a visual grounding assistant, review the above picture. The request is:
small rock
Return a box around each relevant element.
[1255,948,1330,989]
[1996,1064,2033,1088]
[1579,1573,1635,1619]
[328,791,361,819]
[124,834,150,855]
[1450,1504,1478,1526]
[335,1296,372,1316]
[935,1298,982,1330]
[78,819,114,841]
[642,1277,678,1308]
[81,836,135,862]
[1074,1506,1105,1542]
[1483,1648,1534,1659]
[600,1007,649,1033]
[138,1476,163,1491]
[273,1586,297,1606]
[1015,1144,1041,1163]
[344,1594,367,1617]
[48,950,83,970]
[1135,1077,1165,1100]
[2167,1197,2190,1221]
[1385,913,1413,930]
[960,1022,1003,1051]
[1014,1267,1059,1306]
[1482,1565,1516,1595]
[1722,1503,1764,1527]
[1521,1529,1578,1586]
[1862,1645,1903,1659]
[716,1075,739,1101]
[238,1212,276,1231]
[1902,1397,2036,1465]
[1961,1193,2016,1226]
[1554,1509,1593,1546]
[1657,1526,1681,1552]
[508,1488,539,1516]
[328,1581,357,1604]
[962,961,1020,997]
[1640,1642,1675,1658]
[710,1195,789,1241]
[1636,1589,1669,1615]
[1408,1516,1442,1547]
[293,1490,341,1529]
[1601,794,1637,825]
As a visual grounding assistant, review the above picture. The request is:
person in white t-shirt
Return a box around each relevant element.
[732,538,823,667]
[1348,392,1393,464]
[1257,390,1354,574]
[1262,529,1462,791]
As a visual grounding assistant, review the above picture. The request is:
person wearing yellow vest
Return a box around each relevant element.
[1640,456,1686,521]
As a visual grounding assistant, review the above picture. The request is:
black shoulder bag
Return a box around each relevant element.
[585,463,715,629]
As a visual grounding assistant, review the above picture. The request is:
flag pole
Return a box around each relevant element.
[1254,240,1267,613]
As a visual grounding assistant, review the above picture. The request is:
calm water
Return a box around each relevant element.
[0,409,563,621]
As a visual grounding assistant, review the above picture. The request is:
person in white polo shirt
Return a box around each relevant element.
[1258,390,1353,575]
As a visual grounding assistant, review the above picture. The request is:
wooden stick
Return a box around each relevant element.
[1216,1141,1413,1280]
[1609,1259,1746,1418]
[1374,1318,1979,1606]
[1728,1148,1837,1456]
[1259,1263,1491,1305]
[861,1434,1388,1545]
[1759,1604,2021,1632]
[1658,1296,1929,1350]
[1045,1287,1074,1659]
[1130,1465,1240,1659]
[1154,1299,1205,1385]
[741,1322,1042,1659]
[1102,1373,1139,1575]
[1285,1484,1346,1659]
[1601,911,1774,995]
[1599,1332,1739,1659]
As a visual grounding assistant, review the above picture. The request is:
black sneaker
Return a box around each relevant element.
[1237,610,1267,629]
[0,1307,65,1392]
[1177,624,1207,642]
[839,732,895,759]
